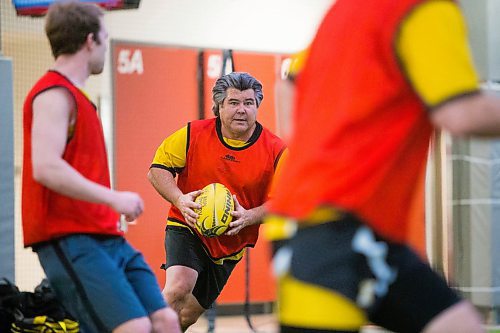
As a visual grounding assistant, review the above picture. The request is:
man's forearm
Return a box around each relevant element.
[147,168,183,207]
[249,204,267,225]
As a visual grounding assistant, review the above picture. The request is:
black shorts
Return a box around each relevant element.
[164,226,238,309]
[282,215,461,333]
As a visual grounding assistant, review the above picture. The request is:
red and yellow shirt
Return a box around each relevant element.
[151,118,286,260]
[268,0,479,243]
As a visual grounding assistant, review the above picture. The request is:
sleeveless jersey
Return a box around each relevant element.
[168,118,286,259]
[269,0,445,242]
[22,70,120,247]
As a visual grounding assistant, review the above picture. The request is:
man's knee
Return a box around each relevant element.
[163,281,191,304]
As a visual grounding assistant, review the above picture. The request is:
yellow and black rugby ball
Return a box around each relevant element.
[194,183,234,237]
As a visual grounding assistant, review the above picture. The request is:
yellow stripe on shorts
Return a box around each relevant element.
[279,274,367,331]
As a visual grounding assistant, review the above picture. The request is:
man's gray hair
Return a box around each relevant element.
[211,72,263,117]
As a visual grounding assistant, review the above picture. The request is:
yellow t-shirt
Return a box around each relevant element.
[152,126,249,170]
[288,1,478,107]
[152,124,287,175]
[397,0,479,107]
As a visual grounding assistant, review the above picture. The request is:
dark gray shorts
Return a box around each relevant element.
[284,216,461,333]
[164,226,238,309]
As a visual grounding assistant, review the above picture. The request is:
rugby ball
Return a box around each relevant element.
[194,183,234,237]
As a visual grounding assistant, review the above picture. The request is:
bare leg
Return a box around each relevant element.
[113,317,151,333]
[423,300,485,333]
[163,265,206,331]
[150,307,182,333]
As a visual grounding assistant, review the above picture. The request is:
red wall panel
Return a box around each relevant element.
[113,43,199,285]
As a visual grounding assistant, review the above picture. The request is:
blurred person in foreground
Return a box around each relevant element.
[21,2,180,332]
[266,0,500,332]
[148,72,286,331]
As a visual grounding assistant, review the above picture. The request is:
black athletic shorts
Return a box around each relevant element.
[282,215,462,333]
[163,226,238,309]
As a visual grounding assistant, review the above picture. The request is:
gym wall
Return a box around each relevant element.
[0,0,332,291]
